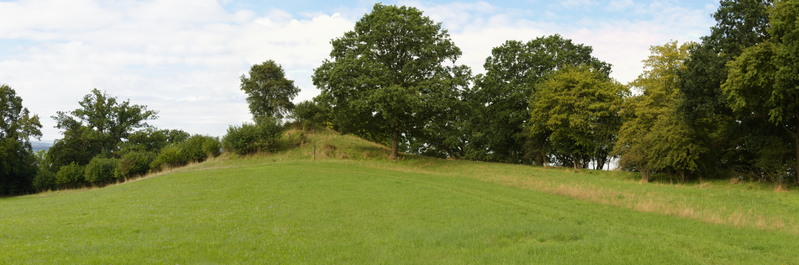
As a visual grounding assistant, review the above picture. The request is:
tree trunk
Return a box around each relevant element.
[572,154,579,170]
[535,151,544,167]
[390,128,399,161]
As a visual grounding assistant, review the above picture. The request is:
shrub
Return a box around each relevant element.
[33,169,57,191]
[115,151,156,179]
[150,144,185,171]
[182,135,221,162]
[291,100,326,128]
[56,162,85,185]
[84,157,120,183]
[223,123,260,154]
[223,117,285,155]
[149,134,221,171]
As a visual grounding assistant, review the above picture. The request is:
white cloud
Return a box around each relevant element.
[557,0,599,9]
[0,0,354,140]
[607,0,634,11]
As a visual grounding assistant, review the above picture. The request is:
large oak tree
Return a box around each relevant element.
[313,3,465,160]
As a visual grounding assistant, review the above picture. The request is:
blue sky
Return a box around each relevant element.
[0,0,719,141]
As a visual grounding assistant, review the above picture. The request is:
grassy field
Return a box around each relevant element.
[2,128,799,263]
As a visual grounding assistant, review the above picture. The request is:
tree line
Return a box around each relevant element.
[298,1,799,185]
[2,0,796,195]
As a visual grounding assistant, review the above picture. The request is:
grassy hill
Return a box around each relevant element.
[2,128,799,264]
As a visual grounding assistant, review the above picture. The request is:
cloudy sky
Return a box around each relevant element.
[0,0,719,142]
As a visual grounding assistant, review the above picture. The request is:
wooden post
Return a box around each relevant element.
[313,142,316,161]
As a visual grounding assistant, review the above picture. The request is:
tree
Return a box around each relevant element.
[0,84,43,194]
[467,35,612,165]
[312,3,465,160]
[529,65,627,170]
[52,89,158,157]
[615,41,703,182]
[723,0,799,183]
[678,0,778,178]
[240,60,300,119]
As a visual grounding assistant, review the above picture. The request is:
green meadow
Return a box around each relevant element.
[2,129,799,264]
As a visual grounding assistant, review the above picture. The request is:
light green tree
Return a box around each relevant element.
[614,41,701,181]
[530,65,627,170]
[239,60,300,119]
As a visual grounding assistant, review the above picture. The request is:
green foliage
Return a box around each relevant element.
[722,0,799,182]
[181,135,221,162]
[52,88,158,156]
[313,3,465,160]
[530,65,627,170]
[46,126,103,170]
[56,162,84,185]
[240,60,300,119]
[0,84,42,195]
[115,151,156,179]
[149,145,184,170]
[615,41,701,181]
[223,117,284,155]
[32,150,56,190]
[678,0,778,178]
[32,169,57,191]
[466,34,611,165]
[84,156,120,183]
[150,134,221,171]
[290,100,327,128]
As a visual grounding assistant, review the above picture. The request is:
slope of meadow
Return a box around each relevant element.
[2,128,798,264]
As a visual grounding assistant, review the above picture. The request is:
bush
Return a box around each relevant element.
[223,117,285,155]
[84,157,120,183]
[150,144,185,171]
[33,169,57,191]
[56,162,84,185]
[182,135,221,162]
[291,100,326,128]
[149,135,221,171]
[115,151,156,179]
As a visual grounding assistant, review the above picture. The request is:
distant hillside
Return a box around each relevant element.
[30,140,53,151]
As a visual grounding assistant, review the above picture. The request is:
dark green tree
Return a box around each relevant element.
[678,0,778,178]
[722,0,799,184]
[52,89,158,157]
[0,84,43,194]
[240,60,300,119]
[312,3,466,160]
[467,35,611,165]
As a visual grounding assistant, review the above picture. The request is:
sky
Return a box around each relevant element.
[0,0,720,142]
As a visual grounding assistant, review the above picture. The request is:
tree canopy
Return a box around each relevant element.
[51,89,158,160]
[467,34,611,165]
[615,41,701,181]
[722,0,799,183]
[240,60,300,119]
[313,3,466,160]
[0,84,43,194]
[529,65,626,170]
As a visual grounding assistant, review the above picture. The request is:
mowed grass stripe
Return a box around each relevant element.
[1,160,797,264]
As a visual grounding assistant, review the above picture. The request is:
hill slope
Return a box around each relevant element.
[2,128,798,263]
